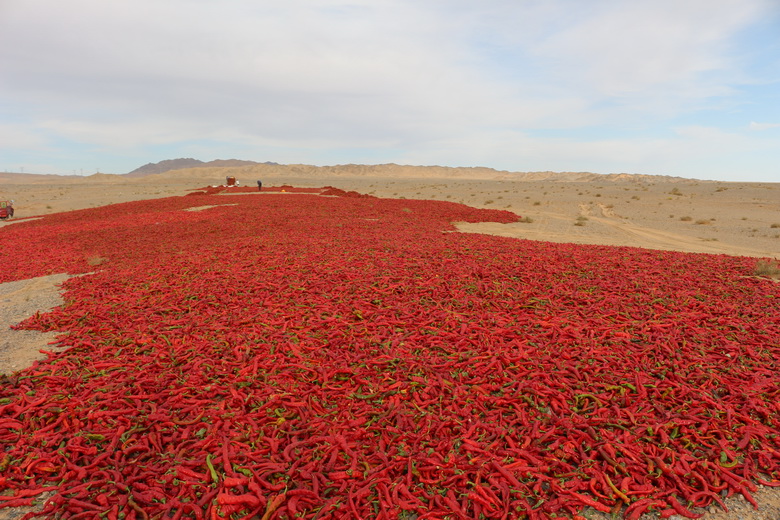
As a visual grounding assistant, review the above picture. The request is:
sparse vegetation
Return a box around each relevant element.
[771,223,780,229]
[694,219,710,225]
[518,216,534,223]
[680,216,693,222]
[87,256,108,266]
[754,259,780,278]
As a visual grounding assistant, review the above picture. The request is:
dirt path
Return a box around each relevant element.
[0,274,72,376]
[456,205,780,258]
[587,210,777,257]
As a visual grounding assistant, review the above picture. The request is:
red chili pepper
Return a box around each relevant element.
[260,492,287,520]
[1,190,779,519]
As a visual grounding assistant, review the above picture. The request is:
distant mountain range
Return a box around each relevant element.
[124,159,693,184]
[125,158,278,177]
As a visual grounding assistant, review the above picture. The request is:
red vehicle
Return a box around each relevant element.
[0,200,14,220]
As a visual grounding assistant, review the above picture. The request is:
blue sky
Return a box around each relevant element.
[1,0,779,181]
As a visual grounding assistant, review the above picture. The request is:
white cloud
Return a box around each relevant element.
[749,121,780,130]
[527,0,768,104]
[0,123,48,149]
[0,0,778,181]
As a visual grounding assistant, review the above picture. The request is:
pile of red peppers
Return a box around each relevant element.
[0,190,778,519]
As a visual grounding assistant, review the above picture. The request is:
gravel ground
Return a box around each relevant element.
[0,274,72,376]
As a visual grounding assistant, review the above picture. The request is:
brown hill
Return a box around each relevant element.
[125,159,275,177]
[0,172,81,185]
[3,161,692,185]
[135,162,690,184]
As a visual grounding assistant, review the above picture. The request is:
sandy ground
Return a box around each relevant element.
[2,170,779,258]
[1,169,779,518]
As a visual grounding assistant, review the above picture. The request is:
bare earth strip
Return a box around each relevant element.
[0,274,72,375]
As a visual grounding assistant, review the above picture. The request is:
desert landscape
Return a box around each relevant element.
[2,164,780,259]
[1,163,779,519]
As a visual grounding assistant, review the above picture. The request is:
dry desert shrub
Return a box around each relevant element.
[87,256,108,266]
[694,219,710,225]
[754,259,780,278]
[771,223,780,228]
[680,216,693,222]
[518,216,534,223]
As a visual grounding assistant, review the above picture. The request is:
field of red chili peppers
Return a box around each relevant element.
[1,188,779,520]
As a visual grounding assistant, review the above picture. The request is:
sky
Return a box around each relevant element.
[1,0,779,181]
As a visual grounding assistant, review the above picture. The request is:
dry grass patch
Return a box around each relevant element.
[87,256,109,266]
[754,259,780,278]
